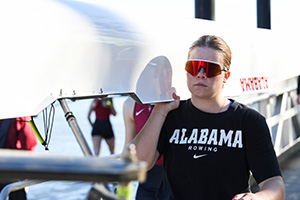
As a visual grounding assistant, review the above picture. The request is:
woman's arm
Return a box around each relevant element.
[256,176,285,200]
[233,176,285,200]
[108,98,117,116]
[130,93,180,170]
[121,97,138,155]
[87,99,96,126]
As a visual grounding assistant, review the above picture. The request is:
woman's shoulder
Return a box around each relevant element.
[178,99,192,109]
[168,99,193,115]
[229,99,265,120]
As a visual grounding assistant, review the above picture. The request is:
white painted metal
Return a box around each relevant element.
[235,76,300,158]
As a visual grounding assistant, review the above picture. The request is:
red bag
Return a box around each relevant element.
[5,117,37,151]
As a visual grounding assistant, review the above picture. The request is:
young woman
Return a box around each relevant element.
[87,97,116,156]
[130,35,285,200]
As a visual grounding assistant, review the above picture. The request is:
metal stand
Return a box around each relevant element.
[59,98,116,199]
[59,98,93,156]
[0,180,44,200]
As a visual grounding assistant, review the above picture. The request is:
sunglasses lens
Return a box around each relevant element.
[185,60,222,77]
[185,60,198,76]
[206,63,221,77]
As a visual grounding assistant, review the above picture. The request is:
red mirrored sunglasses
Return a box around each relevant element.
[185,59,228,78]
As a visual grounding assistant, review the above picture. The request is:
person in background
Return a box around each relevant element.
[0,116,37,200]
[296,75,300,104]
[122,97,173,199]
[128,35,285,199]
[88,97,116,156]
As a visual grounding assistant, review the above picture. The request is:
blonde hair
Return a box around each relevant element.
[188,35,232,70]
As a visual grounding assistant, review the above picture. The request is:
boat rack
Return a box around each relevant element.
[0,98,147,200]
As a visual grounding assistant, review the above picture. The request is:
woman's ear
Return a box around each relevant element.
[223,71,231,83]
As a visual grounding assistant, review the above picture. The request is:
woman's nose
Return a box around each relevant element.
[197,67,207,79]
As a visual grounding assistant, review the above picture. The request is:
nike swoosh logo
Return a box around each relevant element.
[136,108,145,116]
[193,154,207,159]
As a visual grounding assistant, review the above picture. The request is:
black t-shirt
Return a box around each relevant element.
[157,99,281,200]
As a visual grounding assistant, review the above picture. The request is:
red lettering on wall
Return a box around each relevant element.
[240,77,268,92]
